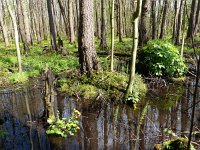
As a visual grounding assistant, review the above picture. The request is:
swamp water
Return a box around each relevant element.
[0,79,199,150]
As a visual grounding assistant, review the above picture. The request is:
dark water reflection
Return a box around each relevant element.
[0,79,199,150]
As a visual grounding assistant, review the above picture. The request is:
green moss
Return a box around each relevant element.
[58,71,147,102]
[162,138,195,150]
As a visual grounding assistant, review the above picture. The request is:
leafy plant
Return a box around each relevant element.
[138,40,187,77]
[46,109,81,138]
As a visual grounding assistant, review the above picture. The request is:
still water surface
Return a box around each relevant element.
[0,79,199,150]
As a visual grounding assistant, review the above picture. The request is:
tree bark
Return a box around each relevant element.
[5,0,22,73]
[159,0,168,39]
[68,0,75,43]
[100,0,107,50]
[139,0,148,45]
[118,0,123,42]
[172,0,178,42]
[58,0,69,38]
[111,0,115,72]
[187,0,197,39]
[151,0,156,39]
[126,0,142,97]
[47,0,57,51]
[78,0,99,76]
[0,0,9,47]
[194,0,200,35]
[175,0,184,44]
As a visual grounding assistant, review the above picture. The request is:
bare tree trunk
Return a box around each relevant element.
[194,0,200,35]
[159,0,168,39]
[78,0,99,76]
[151,0,156,39]
[68,0,75,43]
[95,0,101,38]
[187,0,197,39]
[58,0,69,38]
[175,0,184,44]
[118,0,123,42]
[47,0,57,51]
[111,0,115,72]
[5,0,22,73]
[100,0,107,49]
[20,0,31,46]
[126,0,142,98]
[16,0,30,52]
[0,0,10,47]
[172,0,178,42]
[139,0,148,45]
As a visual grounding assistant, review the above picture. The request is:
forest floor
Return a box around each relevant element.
[0,37,199,102]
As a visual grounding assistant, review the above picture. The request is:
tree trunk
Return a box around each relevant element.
[95,0,101,38]
[187,0,197,39]
[194,0,200,35]
[78,0,99,76]
[68,0,75,43]
[126,0,142,98]
[16,0,30,52]
[100,0,107,50]
[20,0,32,46]
[58,0,69,38]
[5,0,22,73]
[151,0,156,39]
[0,1,9,47]
[118,0,123,42]
[47,0,57,51]
[111,0,115,72]
[172,0,178,42]
[139,0,148,45]
[159,0,168,39]
[175,0,184,44]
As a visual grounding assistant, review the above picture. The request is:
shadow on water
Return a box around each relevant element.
[0,78,199,150]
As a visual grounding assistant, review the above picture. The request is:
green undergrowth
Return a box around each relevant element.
[46,109,81,138]
[57,70,147,103]
[0,40,79,85]
[154,138,196,150]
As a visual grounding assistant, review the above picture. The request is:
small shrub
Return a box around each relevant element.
[46,109,81,138]
[8,72,29,84]
[138,40,187,77]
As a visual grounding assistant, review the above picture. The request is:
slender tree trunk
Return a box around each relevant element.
[0,1,9,47]
[187,0,197,39]
[95,0,101,38]
[5,0,22,73]
[160,0,168,39]
[47,0,57,51]
[100,0,107,49]
[172,0,178,42]
[139,0,148,45]
[181,0,186,57]
[175,0,184,44]
[58,0,69,38]
[78,0,99,76]
[68,0,75,43]
[151,0,156,39]
[126,0,142,98]
[118,0,123,42]
[111,0,115,72]
[194,0,200,35]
